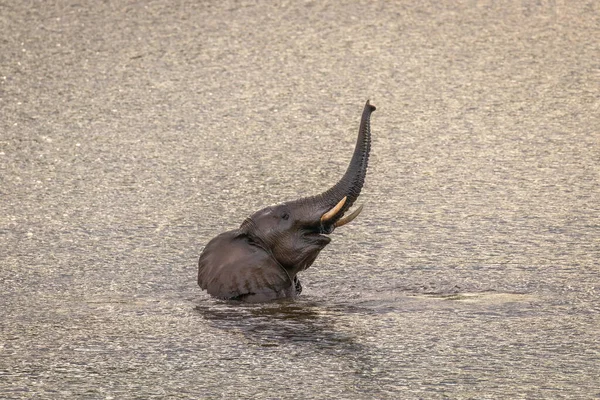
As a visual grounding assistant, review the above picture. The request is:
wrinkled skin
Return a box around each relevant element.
[198,101,376,302]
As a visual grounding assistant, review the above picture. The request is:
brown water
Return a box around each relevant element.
[1,1,599,398]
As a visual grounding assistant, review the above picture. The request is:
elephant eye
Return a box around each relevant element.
[281,212,290,220]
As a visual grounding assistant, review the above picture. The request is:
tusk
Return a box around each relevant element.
[320,196,347,224]
[334,204,364,228]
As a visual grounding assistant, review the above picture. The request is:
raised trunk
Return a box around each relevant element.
[322,100,375,215]
[294,100,376,226]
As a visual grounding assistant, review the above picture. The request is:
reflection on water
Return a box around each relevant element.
[194,298,396,397]
[195,301,360,349]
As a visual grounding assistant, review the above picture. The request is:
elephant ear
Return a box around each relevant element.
[198,230,295,302]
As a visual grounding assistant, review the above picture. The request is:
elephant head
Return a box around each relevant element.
[198,100,376,302]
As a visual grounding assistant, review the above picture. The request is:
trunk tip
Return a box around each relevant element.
[365,99,376,112]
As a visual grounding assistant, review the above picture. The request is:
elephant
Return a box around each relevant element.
[198,100,376,302]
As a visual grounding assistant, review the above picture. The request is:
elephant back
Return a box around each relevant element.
[198,230,296,302]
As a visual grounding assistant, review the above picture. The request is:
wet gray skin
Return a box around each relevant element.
[197,101,375,302]
[1,1,599,399]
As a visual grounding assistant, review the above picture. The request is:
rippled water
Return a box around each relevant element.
[1,1,599,399]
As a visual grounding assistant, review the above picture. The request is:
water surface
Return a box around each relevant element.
[1,1,599,398]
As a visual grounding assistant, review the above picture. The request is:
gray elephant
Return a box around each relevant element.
[198,101,376,302]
